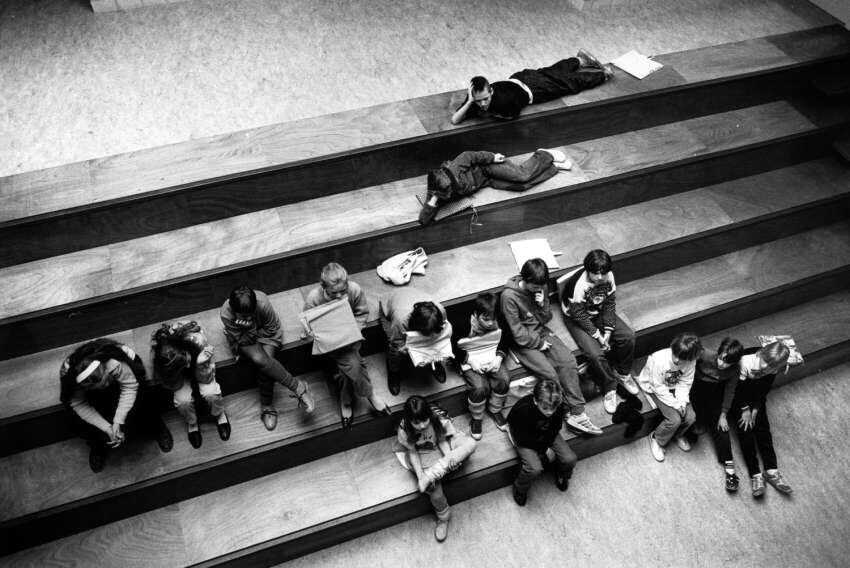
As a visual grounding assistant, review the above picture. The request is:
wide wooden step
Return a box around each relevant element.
[4,289,848,566]
[2,26,848,268]
[2,223,849,553]
[3,96,849,360]
[2,157,849,454]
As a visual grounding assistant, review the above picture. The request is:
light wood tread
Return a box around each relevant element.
[1,157,848,421]
[2,25,847,225]
[0,99,840,322]
[3,224,850,521]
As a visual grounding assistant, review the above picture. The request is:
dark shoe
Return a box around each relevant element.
[751,473,766,498]
[765,470,793,495]
[555,471,570,492]
[489,410,508,431]
[470,418,483,440]
[418,202,439,226]
[512,484,528,506]
[261,408,278,431]
[89,447,107,473]
[217,420,231,441]
[433,362,447,384]
[188,428,202,449]
[157,422,174,453]
[725,471,740,493]
[388,370,401,396]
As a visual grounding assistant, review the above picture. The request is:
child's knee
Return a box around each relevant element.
[490,376,510,395]
[467,384,489,403]
[173,389,193,408]
[198,380,222,398]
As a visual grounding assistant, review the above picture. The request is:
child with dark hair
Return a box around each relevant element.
[692,337,744,491]
[419,148,570,225]
[500,258,602,435]
[560,249,638,416]
[734,341,793,498]
[59,338,173,472]
[220,285,314,431]
[393,395,476,542]
[303,263,390,427]
[458,292,510,439]
[380,288,453,395]
[151,320,230,448]
[508,378,578,506]
[638,332,702,462]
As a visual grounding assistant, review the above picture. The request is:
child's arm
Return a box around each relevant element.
[255,294,283,342]
[501,295,545,349]
[455,150,497,168]
[348,282,370,328]
[673,364,695,408]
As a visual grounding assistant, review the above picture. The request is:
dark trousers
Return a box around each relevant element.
[732,405,778,477]
[70,384,163,455]
[510,57,606,103]
[690,380,733,464]
[386,349,443,384]
[482,151,558,192]
[564,313,634,394]
[327,341,374,398]
[512,332,585,415]
[239,343,298,406]
[463,366,510,403]
[513,434,577,494]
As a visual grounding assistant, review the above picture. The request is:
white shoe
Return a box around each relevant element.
[603,390,618,414]
[538,148,567,164]
[649,433,665,462]
[617,371,640,395]
[675,436,692,452]
[566,412,603,435]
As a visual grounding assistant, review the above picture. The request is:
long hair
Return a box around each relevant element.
[401,395,445,445]
[151,321,203,385]
[59,338,145,406]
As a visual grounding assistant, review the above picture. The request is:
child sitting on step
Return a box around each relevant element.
[458,292,510,439]
[508,378,578,506]
[303,262,390,428]
[220,286,315,431]
[393,395,476,542]
[151,320,231,449]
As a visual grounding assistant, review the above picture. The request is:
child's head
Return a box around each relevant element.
[670,332,702,364]
[532,379,563,417]
[583,249,613,285]
[426,168,453,200]
[715,337,744,370]
[402,395,445,441]
[757,341,790,374]
[472,292,499,330]
[228,285,257,317]
[470,75,493,111]
[151,324,193,381]
[408,301,445,336]
[520,258,549,293]
[320,262,349,301]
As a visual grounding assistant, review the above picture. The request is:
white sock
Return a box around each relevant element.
[724,460,735,474]
[188,423,199,432]
[216,413,228,425]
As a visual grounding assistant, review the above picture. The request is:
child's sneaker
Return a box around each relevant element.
[565,412,603,435]
[751,473,766,498]
[538,148,567,163]
[489,410,508,431]
[616,371,640,395]
[725,471,740,493]
[434,508,450,542]
[603,390,618,414]
[649,433,665,462]
[765,470,793,495]
[292,381,316,413]
[675,435,692,452]
[470,418,483,440]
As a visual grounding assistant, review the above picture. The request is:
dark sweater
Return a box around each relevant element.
[734,372,776,412]
[499,276,553,350]
[458,81,529,121]
[508,394,566,452]
[560,268,616,335]
[694,351,740,413]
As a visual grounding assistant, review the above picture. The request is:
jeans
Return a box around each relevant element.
[690,380,733,464]
[564,313,635,394]
[238,343,299,406]
[327,341,374,398]
[513,434,577,494]
[511,57,607,103]
[482,151,558,191]
[732,405,778,477]
[513,332,585,414]
[649,393,696,446]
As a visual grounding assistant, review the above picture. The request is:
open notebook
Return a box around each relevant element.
[611,50,663,79]
[299,299,363,355]
[457,329,502,371]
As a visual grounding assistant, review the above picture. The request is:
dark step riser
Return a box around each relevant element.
[3,193,848,456]
[0,62,834,268]
[0,130,835,361]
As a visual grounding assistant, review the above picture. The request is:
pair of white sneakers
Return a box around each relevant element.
[376,247,428,285]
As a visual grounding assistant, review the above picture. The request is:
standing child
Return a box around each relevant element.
[458,292,510,439]
[220,286,315,431]
[733,341,793,498]
[508,378,578,506]
[560,249,639,415]
[151,320,231,448]
[691,337,744,492]
[393,396,476,542]
[303,262,390,428]
[500,258,602,435]
[638,332,702,462]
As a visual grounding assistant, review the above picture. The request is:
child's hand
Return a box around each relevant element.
[716,413,729,432]
[493,153,506,163]
[417,473,432,493]
[540,340,552,351]
[677,403,688,418]
[738,409,753,431]
[534,291,545,306]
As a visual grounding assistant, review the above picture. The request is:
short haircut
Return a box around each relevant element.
[320,262,348,289]
[717,336,744,365]
[759,341,790,370]
[670,332,702,361]
[584,249,613,274]
[228,285,257,314]
[426,168,453,199]
[470,76,490,93]
[408,301,445,335]
[533,378,563,406]
[472,292,498,319]
[520,258,549,286]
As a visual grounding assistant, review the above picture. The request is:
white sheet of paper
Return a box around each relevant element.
[611,50,663,79]
[509,238,560,270]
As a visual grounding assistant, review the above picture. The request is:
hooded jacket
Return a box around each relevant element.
[499,276,552,350]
